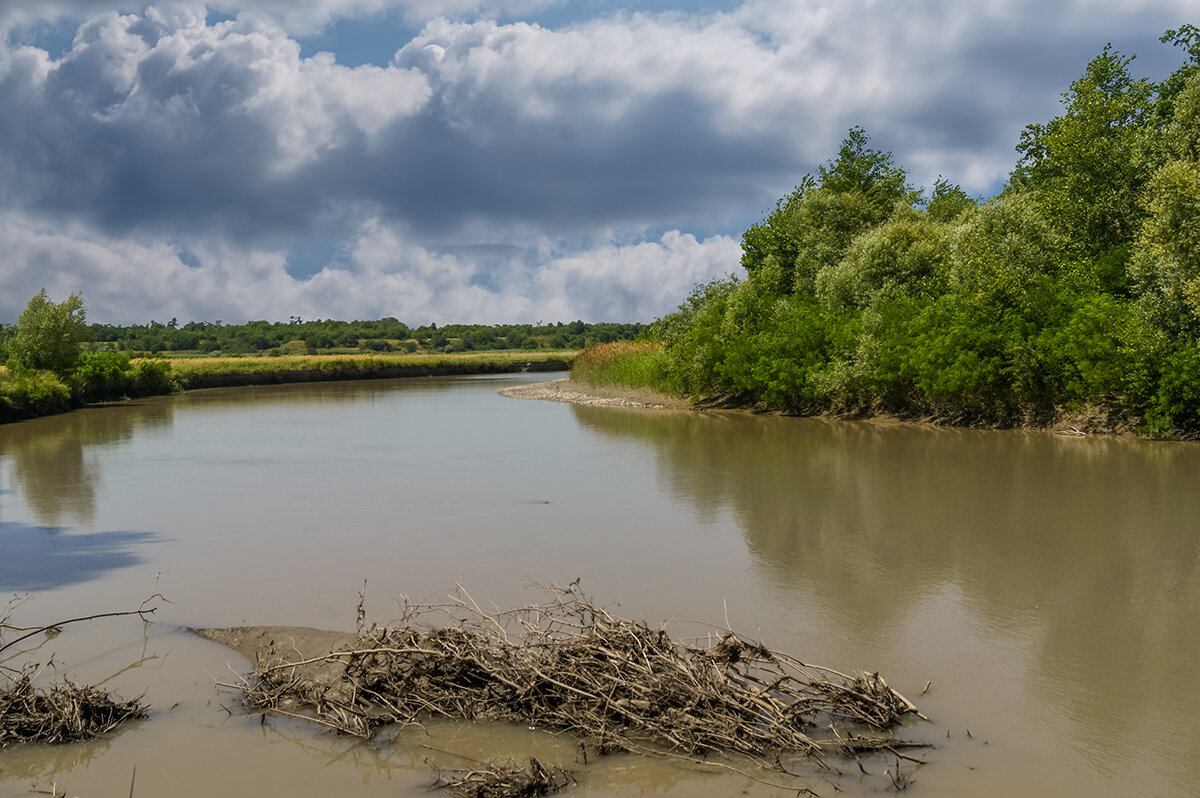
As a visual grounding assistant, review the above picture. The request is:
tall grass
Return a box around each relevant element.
[570,341,675,393]
[0,369,72,420]
[167,350,573,378]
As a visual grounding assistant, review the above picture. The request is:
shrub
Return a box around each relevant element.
[73,350,133,400]
[129,359,174,396]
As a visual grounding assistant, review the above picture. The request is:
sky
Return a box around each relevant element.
[0,1,1195,325]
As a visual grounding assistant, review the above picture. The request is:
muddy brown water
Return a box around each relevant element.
[0,373,1197,797]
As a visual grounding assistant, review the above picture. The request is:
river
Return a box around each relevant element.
[0,373,1197,797]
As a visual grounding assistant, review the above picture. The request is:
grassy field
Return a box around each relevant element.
[163,350,575,390]
[167,349,574,376]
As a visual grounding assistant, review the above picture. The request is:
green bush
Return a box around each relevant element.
[129,359,174,396]
[73,350,133,400]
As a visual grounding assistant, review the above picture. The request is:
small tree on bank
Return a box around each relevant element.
[7,290,86,376]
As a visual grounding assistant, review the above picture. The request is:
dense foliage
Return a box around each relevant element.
[644,30,1200,437]
[80,318,645,356]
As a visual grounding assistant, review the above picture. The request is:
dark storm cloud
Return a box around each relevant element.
[322,90,798,236]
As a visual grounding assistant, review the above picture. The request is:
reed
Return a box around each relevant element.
[569,341,674,393]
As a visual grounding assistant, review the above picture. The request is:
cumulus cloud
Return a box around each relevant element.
[0,213,739,324]
[0,0,1196,323]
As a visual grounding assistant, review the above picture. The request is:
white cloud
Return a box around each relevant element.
[1,1,1198,323]
[0,213,741,324]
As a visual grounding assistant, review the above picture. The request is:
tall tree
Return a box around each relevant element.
[741,128,912,296]
[6,290,87,375]
[1013,45,1156,259]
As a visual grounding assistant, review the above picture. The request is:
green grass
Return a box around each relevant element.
[165,350,575,379]
[0,368,72,420]
[569,341,676,393]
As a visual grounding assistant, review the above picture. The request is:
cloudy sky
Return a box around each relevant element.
[0,1,1194,325]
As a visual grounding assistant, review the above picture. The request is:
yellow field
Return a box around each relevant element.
[161,350,576,377]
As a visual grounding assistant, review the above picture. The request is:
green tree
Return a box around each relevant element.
[741,128,913,296]
[1152,25,1200,126]
[7,290,87,375]
[1013,45,1157,258]
[925,177,977,223]
[815,204,951,313]
[1131,72,1200,327]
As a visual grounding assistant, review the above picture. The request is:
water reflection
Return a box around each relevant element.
[572,406,1200,784]
[0,401,173,526]
[0,522,162,591]
[174,375,513,412]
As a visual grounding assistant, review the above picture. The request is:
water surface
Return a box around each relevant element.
[0,374,1196,797]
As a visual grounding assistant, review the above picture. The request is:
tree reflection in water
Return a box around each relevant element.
[571,404,1200,784]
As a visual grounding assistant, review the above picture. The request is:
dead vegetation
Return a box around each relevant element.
[218,587,928,775]
[0,665,147,746]
[0,594,158,747]
[431,756,573,798]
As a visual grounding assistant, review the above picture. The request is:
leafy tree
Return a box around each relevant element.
[1131,72,1200,327]
[925,178,977,223]
[817,126,911,205]
[1013,45,1156,258]
[948,193,1064,312]
[815,204,951,313]
[7,290,86,375]
[742,128,913,296]
[1152,25,1200,126]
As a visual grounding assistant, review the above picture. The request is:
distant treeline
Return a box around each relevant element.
[0,289,597,422]
[586,29,1200,437]
[79,318,647,355]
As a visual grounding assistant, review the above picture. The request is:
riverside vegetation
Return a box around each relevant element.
[0,293,644,422]
[575,30,1200,438]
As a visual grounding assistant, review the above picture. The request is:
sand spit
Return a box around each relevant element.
[497,379,692,410]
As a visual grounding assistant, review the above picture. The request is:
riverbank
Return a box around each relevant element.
[506,375,1146,438]
[170,352,573,389]
[0,352,573,424]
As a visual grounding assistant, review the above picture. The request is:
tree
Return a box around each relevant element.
[925,177,976,223]
[741,128,913,296]
[6,290,87,375]
[1152,25,1200,126]
[1131,72,1200,327]
[1013,45,1156,258]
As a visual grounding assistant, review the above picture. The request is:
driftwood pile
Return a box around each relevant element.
[0,595,158,746]
[0,665,147,746]
[226,588,926,773]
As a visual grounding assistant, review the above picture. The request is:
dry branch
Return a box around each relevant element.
[432,757,573,798]
[0,665,147,746]
[221,588,927,773]
[0,594,161,746]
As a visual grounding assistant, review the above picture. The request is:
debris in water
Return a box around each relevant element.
[432,756,573,798]
[212,586,928,773]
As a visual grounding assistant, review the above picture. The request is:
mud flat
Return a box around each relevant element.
[498,378,692,410]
